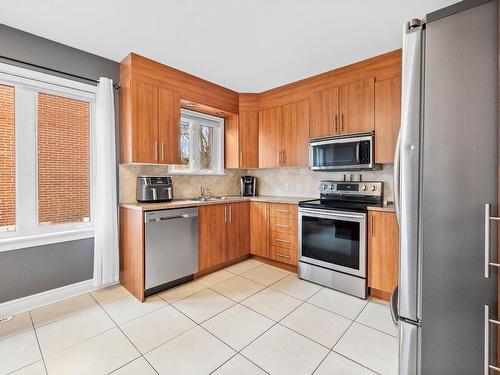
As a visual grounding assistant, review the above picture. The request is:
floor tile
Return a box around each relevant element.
[0,313,42,374]
[91,284,130,305]
[99,295,167,325]
[212,354,267,375]
[314,352,377,375]
[120,305,196,353]
[224,259,264,274]
[356,298,398,337]
[157,280,206,303]
[36,305,115,356]
[9,361,47,375]
[241,265,289,286]
[202,304,274,350]
[334,322,398,375]
[211,276,265,302]
[145,326,235,375]
[262,263,291,274]
[307,288,368,320]
[242,325,329,375]
[281,303,351,348]
[241,288,302,321]
[44,328,140,375]
[270,274,322,301]
[173,288,235,323]
[196,270,235,287]
[110,357,157,375]
[30,294,97,327]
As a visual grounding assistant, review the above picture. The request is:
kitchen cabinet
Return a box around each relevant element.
[120,78,180,164]
[269,203,298,266]
[309,77,375,138]
[225,111,259,168]
[259,100,309,168]
[368,211,399,295]
[375,75,401,164]
[250,202,270,258]
[199,202,250,272]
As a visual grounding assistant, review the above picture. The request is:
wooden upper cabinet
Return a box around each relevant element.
[340,77,375,134]
[158,88,181,164]
[281,100,310,167]
[120,78,181,164]
[239,111,259,168]
[224,114,240,169]
[309,87,339,139]
[375,75,401,164]
[258,107,281,168]
[368,211,399,294]
[250,202,269,258]
[198,204,227,271]
[226,202,250,261]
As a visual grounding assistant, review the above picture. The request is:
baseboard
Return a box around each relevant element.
[0,279,117,317]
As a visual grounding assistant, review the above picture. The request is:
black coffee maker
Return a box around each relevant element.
[240,176,257,196]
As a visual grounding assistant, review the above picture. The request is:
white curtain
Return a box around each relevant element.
[93,77,119,287]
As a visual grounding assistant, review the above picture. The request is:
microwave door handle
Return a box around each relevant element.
[356,142,361,163]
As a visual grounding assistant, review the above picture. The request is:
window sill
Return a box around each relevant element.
[0,228,94,253]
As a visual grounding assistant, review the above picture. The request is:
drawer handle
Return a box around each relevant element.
[276,253,291,259]
[276,224,291,228]
[276,238,291,244]
[276,210,290,213]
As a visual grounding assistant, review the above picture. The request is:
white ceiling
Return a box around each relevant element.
[1,0,457,92]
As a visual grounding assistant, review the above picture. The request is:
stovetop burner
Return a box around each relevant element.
[299,180,384,212]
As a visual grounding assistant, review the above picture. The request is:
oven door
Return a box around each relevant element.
[298,208,366,278]
[309,134,374,171]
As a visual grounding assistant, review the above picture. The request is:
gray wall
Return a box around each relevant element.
[0,24,120,303]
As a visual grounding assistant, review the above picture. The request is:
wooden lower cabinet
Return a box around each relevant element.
[250,202,270,258]
[368,211,399,296]
[198,202,250,272]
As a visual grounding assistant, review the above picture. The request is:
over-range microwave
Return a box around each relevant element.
[309,132,381,171]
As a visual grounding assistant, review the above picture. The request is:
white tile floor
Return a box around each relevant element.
[0,259,398,375]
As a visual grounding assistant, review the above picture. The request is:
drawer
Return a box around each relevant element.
[271,231,297,250]
[270,214,297,234]
[270,203,298,219]
[270,246,297,266]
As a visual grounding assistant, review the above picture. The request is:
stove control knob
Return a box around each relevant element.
[321,183,328,190]
[371,185,377,191]
[329,184,336,190]
[361,185,368,191]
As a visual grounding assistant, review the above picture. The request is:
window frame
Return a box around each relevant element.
[0,62,97,252]
[169,109,225,176]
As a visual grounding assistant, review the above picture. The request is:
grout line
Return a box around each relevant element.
[28,311,49,375]
[331,350,384,375]
[354,320,399,339]
[309,347,332,375]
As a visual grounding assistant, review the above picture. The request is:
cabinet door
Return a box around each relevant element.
[226,202,250,261]
[131,79,158,163]
[158,88,180,164]
[199,204,226,271]
[250,202,269,258]
[368,211,399,293]
[258,107,281,168]
[340,77,375,134]
[375,75,401,164]
[310,87,339,139]
[280,100,309,167]
[224,114,240,169]
[239,111,259,168]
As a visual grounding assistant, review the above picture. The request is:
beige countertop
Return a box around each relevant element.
[120,195,314,211]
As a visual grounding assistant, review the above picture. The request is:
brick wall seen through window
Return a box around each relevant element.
[0,84,15,231]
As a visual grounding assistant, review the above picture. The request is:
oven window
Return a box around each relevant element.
[312,141,359,167]
[301,215,360,270]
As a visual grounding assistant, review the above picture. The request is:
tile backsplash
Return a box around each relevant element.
[120,164,394,204]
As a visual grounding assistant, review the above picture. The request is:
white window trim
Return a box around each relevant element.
[168,109,225,176]
[0,62,97,253]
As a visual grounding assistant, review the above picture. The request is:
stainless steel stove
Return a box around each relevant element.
[298,180,383,299]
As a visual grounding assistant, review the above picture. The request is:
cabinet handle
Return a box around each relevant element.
[154,141,158,162]
[161,142,164,162]
[334,114,338,133]
[229,205,232,223]
[341,113,345,133]
[224,206,227,223]
[276,238,291,244]
[278,150,282,166]
[282,149,286,165]
[240,151,243,166]
[265,205,268,221]
[371,215,375,236]
[276,224,290,229]
[276,209,290,214]
[276,252,291,259]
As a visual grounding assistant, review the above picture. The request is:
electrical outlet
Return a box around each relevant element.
[283,183,289,193]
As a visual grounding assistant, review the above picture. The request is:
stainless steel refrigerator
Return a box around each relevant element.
[392,0,498,374]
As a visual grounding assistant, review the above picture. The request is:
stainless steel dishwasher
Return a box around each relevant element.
[144,207,198,295]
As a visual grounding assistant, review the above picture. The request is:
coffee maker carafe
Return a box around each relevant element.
[240,176,256,196]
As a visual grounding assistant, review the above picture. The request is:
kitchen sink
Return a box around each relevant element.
[193,195,242,202]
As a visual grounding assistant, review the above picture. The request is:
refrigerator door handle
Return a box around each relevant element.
[400,321,418,375]
[484,203,500,278]
[390,285,399,325]
[393,130,401,225]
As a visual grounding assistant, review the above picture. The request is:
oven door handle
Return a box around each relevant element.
[299,209,365,220]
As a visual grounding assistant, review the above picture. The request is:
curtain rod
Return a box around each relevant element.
[0,55,120,90]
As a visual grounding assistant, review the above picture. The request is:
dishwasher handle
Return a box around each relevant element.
[144,208,199,223]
